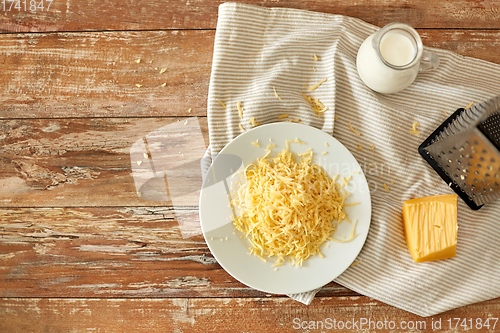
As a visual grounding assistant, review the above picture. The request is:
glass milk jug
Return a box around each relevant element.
[356,22,439,94]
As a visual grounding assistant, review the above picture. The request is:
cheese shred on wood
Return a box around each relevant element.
[232,148,348,266]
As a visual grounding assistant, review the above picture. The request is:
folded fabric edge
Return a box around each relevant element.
[287,287,322,305]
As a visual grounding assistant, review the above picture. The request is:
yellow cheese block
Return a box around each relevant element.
[402,194,458,263]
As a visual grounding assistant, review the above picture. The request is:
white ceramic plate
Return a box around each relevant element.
[199,123,371,295]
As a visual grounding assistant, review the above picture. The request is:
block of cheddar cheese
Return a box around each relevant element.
[402,194,458,263]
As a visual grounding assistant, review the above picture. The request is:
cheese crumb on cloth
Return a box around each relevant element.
[206,3,500,315]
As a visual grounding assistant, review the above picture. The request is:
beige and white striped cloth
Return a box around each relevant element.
[206,2,500,317]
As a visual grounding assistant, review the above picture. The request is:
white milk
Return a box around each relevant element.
[380,32,415,66]
[356,31,419,94]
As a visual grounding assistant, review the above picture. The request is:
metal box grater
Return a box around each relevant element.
[419,95,500,210]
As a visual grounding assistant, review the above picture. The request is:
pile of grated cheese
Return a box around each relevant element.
[232,147,349,267]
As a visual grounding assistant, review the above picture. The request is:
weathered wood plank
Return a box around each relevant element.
[1,297,499,332]
[1,30,500,120]
[0,117,209,207]
[421,29,500,65]
[0,30,213,119]
[1,0,500,33]
[0,207,352,298]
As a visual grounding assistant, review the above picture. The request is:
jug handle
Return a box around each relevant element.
[419,50,440,72]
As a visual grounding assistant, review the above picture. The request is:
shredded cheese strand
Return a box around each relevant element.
[409,122,421,136]
[300,92,328,117]
[237,101,244,119]
[304,78,327,91]
[273,87,282,101]
[216,99,227,108]
[232,148,348,266]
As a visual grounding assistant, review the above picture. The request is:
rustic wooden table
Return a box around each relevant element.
[1,1,500,332]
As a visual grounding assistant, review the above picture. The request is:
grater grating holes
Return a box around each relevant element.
[419,96,500,209]
[478,112,500,149]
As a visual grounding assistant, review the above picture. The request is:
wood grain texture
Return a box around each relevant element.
[0,206,352,298]
[2,0,500,327]
[1,297,499,333]
[0,117,208,207]
[2,30,500,120]
[1,0,500,32]
[0,30,213,119]
[421,29,500,65]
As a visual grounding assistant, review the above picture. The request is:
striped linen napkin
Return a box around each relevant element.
[206,2,500,316]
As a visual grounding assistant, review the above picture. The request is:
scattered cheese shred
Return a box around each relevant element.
[322,151,328,155]
[350,259,362,267]
[160,68,167,74]
[410,122,421,136]
[313,54,319,61]
[330,220,358,243]
[267,144,276,149]
[305,78,327,91]
[300,92,328,117]
[161,83,167,87]
[465,101,474,109]
[239,124,245,131]
[341,175,352,188]
[251,140,260,148]
[232,147,349,266]
[273,87,282,101]
[383,183,390,192]
[216,99,227,108]
[135,84,142,88]
[324,142,329,147]
[188,108,192,113]
[278,114,289,119]
[248,117,263,127]
[237,101,244,119]
[348,122,361,136]
[357,143,363,151]
[285,138,305,151]
[297,148,313,157]
[135,58,141,63]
